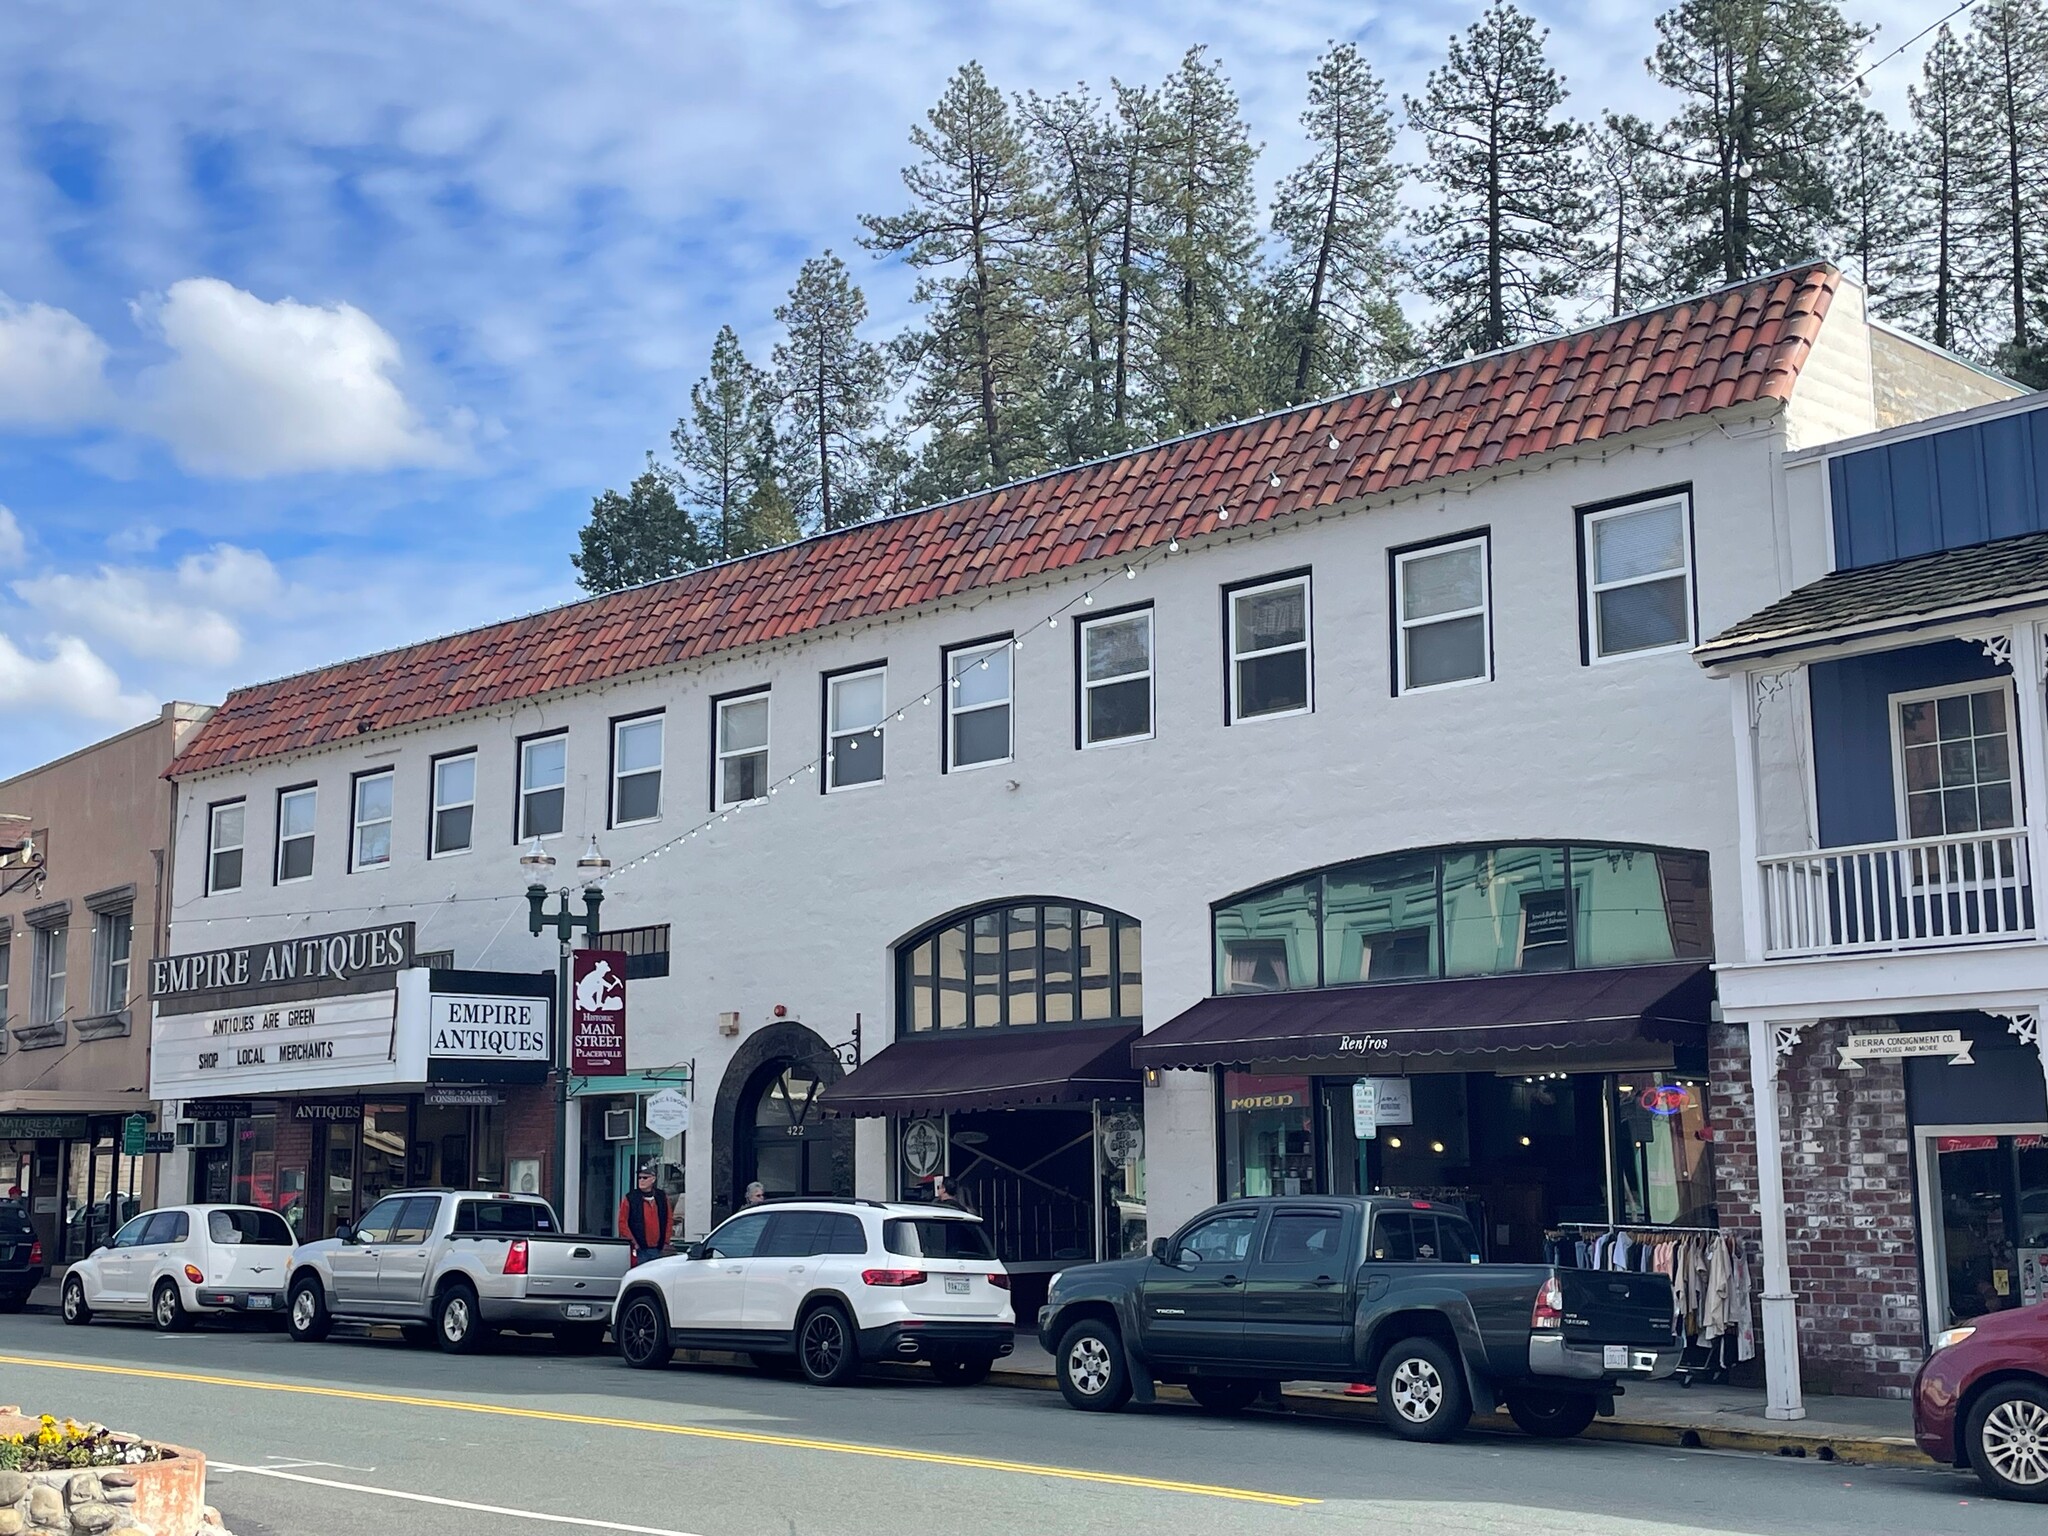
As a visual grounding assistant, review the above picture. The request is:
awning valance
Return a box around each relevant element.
[819,1024,1142,1119]
[1131,963,1713,1070]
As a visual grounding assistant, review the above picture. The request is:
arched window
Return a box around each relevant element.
[897,900,1141,1034]
[1214,843,1711,995]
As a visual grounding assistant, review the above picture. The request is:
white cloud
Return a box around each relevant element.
[0,631,155,723]
[132,278,459,477]
[106,522,164,556]
[176,542,284,609]
[12,542,282,669]
[0,294,110,429]
[0,506,23,567]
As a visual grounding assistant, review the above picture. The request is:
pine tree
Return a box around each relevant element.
[1406,3,1591,359]
[1956,0,2048,363]
[1587,118,1666,318]
[1139,47,1261,431]
[1104,82,1164,432]
[572,457,707,594]
[1839,111,1915,311]
[1889,26,1979,350]
[1266,41,1409,403]
[672,325,777,561]
[773,252,889,532]
[1630,0,1871,289]
[1025,85,1118,459]
[863,62,1050,496]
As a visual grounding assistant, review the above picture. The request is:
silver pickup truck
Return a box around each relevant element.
[284,1189,631,1353]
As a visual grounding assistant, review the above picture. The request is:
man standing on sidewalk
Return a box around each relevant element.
[618,1165,671,1265]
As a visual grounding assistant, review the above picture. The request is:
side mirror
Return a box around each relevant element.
[335,1223,355,1244]
[1150,1236,1172,1263]
[685,1241,709,1261]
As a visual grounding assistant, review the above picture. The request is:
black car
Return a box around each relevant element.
[1039,1195,1682,1442]
[0,1200,45,1311]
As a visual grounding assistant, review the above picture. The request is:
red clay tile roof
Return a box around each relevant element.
[171,263,1840,778]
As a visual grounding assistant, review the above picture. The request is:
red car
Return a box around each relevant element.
[1913,1303,2048,1502]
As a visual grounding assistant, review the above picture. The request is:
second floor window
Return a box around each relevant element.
[352,770,393,870]
[1228,575,1311,722]
[1080,610,1154,747]
[208,801,244,894]
[1896,684,2017,838]
[432,753,476,856]
[520,734,567,839]
[92,909,132,1014]
[1584,494,1693,659]
[612,716,664,825]
[716,693,770,809]
[946,640,1013,770]
[0,940,10,1028]
[827,667,886,791]
[32,924,65,1026]
[1395,535,1490,692]
[276,787,316,882]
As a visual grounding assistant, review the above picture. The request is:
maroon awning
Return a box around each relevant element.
[1131,963,1713,1070]
[819,1024,1142,1118]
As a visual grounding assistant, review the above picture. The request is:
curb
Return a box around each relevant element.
[983,1362,1933,1469]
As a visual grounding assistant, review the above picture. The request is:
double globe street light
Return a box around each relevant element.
[523,833,611,1215]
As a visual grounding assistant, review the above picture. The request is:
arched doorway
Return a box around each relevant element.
[709,1021,854,1221]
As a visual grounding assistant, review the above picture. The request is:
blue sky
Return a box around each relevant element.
[0,0,1933,776]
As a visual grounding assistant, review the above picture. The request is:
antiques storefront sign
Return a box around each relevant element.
[151,923,416,1004]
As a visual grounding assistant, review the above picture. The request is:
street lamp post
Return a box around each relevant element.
[523,834,611,1218]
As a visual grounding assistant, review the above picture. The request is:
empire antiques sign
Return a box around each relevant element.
[151,923,416,1002]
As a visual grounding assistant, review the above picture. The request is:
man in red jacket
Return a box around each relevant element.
[618,1165,671,1265]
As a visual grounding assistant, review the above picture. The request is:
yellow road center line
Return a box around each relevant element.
[0,1353,1316,1508]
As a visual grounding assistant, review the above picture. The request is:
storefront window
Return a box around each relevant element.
[230,1113,277,1211]
[1442,845,1571,976]
[1932,1133,2048,1322]
[1611,1074,1715,1226]
[1572,847,1713,968]
[1222,1072,1318,1197]
[358,1102,411,1212]
[1323,853,1438,985]
[1215,879,1317,994]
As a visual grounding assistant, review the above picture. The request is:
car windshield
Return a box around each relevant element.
[883,1217,993,1260]
[208,1209,295,1246]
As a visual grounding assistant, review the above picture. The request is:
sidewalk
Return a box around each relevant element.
[998,1329,1927,1467]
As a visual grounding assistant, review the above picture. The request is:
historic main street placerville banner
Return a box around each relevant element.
[570,948,628,1074]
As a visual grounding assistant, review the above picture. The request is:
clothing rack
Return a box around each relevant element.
[1548,1221,1723,1235]
[1542,1222,1752,1388]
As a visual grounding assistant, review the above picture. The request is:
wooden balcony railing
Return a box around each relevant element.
[1759,828,2037,958]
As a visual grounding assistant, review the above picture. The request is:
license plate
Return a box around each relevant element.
[247,1295,273,1311]
[1602,1345,1628,1370]
[564,1304,596,1319]
[944,1276,970,1295]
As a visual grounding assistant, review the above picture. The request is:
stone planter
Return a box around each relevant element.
[0,1409,208,1536]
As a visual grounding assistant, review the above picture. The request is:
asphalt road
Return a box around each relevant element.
[0,1311,2028,1536]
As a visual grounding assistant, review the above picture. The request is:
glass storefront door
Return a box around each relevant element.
[1924,1129,2048,1324]
[357,1102,412,1214]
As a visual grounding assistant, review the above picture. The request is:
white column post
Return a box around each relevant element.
[1746,1017,1807,1420]
[2010,622,2048,934]
[1729,672,1769,961]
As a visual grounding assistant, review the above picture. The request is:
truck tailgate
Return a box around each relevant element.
[1557,1269,1677,1346]
[524,1238,630,1304]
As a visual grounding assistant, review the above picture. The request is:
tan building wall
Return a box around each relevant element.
[1868,323,2024,430]
[1,702,211,1263]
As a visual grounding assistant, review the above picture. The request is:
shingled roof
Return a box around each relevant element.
[1696,527,2048,665]
[171,262,1842,778]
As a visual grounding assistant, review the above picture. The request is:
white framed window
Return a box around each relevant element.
[1080,609,1153,747]
[1228,575,1312,722]
[0,939,11,1029]
[1892,682,2019,840]
[31,924,66,1026]
[612,714,664,826]
[946,639,1013,770]
[276,787,317,883]
[207,800,245,894]
[826,666,886,791]
[715,692,770,809]
[431,752,476,857]
[352,770,394,870]
[1583,494,1693,659]
[92,909,132,1014]
[1395,535,1491,692]
[520,734,567,839]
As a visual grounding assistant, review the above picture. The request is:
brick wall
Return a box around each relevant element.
[503,1079,558,1197]
[1710,1019,1924,1398]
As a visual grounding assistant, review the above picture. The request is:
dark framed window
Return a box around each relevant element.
[351,768,394,871]
[945,637,1013,770]
[611,712,664,826]
[896,898,1142,1035]
[824,663,886,791]
[207,799,245,894]
[275,785,316,883]
[713,688,770,810]
[1578,488,1695,662]
[430,751,477,857]
[1225,572,1312,723]
[518,732,567,840]
[1077,605,1153,748]
[1391,531,1490,693]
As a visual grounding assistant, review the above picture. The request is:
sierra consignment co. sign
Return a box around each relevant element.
[151,922,416,1001]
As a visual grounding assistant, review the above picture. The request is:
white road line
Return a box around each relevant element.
[211,1464,708,1535]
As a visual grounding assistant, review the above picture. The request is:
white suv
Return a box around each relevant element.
[613,1200,1015,1386]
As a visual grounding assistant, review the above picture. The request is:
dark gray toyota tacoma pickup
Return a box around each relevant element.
[1038,1195,1683,1441]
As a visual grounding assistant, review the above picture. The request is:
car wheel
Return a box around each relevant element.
[796,1303,860,1387]
[929,1352,996,1387]
[1055,1319,1132,1412]
[1375,1336,1471,1442]
[399,1324,434,1349]
[435,1283,489,1354]
[616,1293,673,1370]
[1503,1384,1598,1440]
[61,1276,92,1327]
[1966,1380,2048,1502]
[1186,1378,1262,1415]
[152,1281,193,1333]
[556,1323,608,1353]
[286,1277,330,1342]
